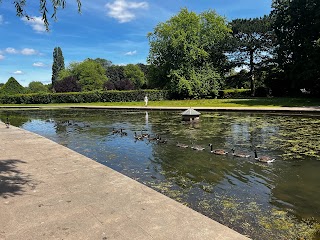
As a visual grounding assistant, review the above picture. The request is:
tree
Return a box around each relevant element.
[229,16,275,96]
[272,0,320,95]
[0,77,25,95]
[28,81,48,93]
[52,47,65,89]
[147,8,231,98]
[54,76,81,92]
[59,59,108,91]
[124,64,145,89]
[3,0,82,31]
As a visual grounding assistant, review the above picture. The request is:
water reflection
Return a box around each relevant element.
[1,109,319,239]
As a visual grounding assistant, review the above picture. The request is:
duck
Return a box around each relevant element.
[254,150,275,163]
[208,144,228,155]
[191,143,205,151]
[231,148,250,158]
[176,142,189,148]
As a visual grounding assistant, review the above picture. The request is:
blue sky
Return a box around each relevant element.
[0,0,272,87]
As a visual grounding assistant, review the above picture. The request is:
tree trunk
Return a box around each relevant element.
[249,49,255,96]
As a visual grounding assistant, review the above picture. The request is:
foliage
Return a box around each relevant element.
[169,64,223,99]
[52,47,65,88]
[58,59,108,92]
[0,77,25,95]
[218,89,251,99]
[271,0,320,95]
[54,76,81,92]
[5,0,82,31]
[0,90,169,104]
[93,58,112,70]
[104,79,135,90]
[124,64,145,89]
[147,8,231,96]
[225,69,250,89]
[27,81,49,93]
[229,15,275,96]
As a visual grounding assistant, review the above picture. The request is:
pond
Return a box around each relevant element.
[1,109,320,239]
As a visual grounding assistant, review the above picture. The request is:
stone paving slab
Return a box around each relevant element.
[0,122,250,240]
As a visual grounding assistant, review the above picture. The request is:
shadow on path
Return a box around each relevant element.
[0,159,33,198]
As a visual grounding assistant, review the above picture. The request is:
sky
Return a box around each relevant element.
[0,0,272,87]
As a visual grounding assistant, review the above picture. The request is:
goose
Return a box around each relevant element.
[112,128,120,134]
[208,144,228,155]
[147,134,159,141]
[157,137,167,144]
[134,132,144,140]
[5,117,10,128]
[191,143,205,151]
[176,142,189,148]
[141,131,149,138]
[231,148,250,158]
[120,129,127,136]
[254,150,275,163]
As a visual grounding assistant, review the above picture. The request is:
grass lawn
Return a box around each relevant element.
[0,97,320,108]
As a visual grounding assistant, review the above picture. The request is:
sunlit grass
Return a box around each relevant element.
[0,97,320,108]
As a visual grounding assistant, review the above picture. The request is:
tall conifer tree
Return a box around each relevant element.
[51,47,65,89]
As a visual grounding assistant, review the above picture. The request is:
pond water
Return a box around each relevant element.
[1,109,320,239]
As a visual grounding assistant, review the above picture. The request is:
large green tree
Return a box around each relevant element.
[1,0,81,30]
[124,64,145,89]
[272,0,320,95]
[28,81,48,93]
[57,59,107,91]
[147,8,231,98]
[230,16,275,96]
[52,47,65,89]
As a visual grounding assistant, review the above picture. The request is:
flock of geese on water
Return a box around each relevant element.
[112,128,275,164]
[2,118,275,164]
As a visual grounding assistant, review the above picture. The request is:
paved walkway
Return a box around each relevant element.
[0,122,250,240]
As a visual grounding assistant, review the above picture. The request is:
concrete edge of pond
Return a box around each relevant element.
[0,122,250,240]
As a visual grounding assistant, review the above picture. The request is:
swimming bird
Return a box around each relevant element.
[231,148,250,158]
[208,144,228,155]
[147,134,159,141]
[134,132,144,140]
[254,150,275,163]
[191,143,205,151]
[176,142,189,148]
[112,128,120,134]
[157,137,167,144]
[120,129,127,136]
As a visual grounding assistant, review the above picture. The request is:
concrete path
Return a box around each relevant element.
[0,122,250,240]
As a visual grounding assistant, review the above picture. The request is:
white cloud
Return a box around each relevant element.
[124,50,137,56]
[0,15,3,25]
[33,62,46,67]
[21,48,37,55]
[5,47,18,54]
[13,70,24,75]
[22,16,46,33]
[106,0,148,23]
[0,54,4,60]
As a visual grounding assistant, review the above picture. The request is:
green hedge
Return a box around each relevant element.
[0,90,170,104]
[218,89,251,99]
